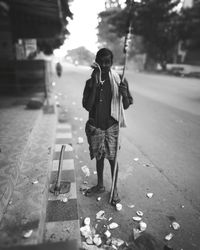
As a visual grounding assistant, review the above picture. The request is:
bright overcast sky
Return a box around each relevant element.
[54,0,105,58]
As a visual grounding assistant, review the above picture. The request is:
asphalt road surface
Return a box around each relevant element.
[53,63,200,250]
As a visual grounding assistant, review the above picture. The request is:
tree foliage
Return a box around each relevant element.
[97,8,125,64]
[178,2,200,50]
[66,47,95,65]
[98,0,182,69]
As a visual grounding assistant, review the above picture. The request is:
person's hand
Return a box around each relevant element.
[119,81,128,97]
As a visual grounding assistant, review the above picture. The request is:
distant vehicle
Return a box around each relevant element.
[56,62,62,77]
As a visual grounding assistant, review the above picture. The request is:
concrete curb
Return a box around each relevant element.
[43,122,81,249]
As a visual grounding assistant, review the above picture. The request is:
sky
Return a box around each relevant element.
[54,0,106,58]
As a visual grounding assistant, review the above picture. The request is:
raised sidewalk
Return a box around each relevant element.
[0,96,80,249]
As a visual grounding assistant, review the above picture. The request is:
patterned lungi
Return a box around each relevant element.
[85,121,119,160]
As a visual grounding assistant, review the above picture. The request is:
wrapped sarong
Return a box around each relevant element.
[85,121,119,160]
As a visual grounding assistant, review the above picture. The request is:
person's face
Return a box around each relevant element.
[97,55,112,73]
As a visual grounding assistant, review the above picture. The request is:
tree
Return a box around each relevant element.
[178,2,200,50]
[97,7,125,64]
[97,0,181,70]
[66,47,95,65]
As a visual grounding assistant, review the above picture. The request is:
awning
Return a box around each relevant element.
[6,0,72,39]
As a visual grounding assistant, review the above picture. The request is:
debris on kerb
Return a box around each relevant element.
[96,197,101,201]
[127,204,135,208]
[61,197,68,203]
[96,210,106,220]
[32,180,38,184]
[136,210,143,217]
[111,238,124,247]
[104,230,111,238]
[134,157,139,161]
[132,216,142,222]
[116,203,122,211]
[165,233,173,241]
[146,192,154,198]
[171,221,180,230]
[139,221,147,232]
[81,165,90,176]
[84,217,91,226]
[133,228,141,240]
[93,234,102,246]
[23,229,33,238]
[108,222,119,229]
[78,137,84,144]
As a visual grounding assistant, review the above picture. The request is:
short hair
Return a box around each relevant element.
[95,48,113,64]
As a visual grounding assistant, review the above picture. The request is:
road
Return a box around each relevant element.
[53,63,200,250]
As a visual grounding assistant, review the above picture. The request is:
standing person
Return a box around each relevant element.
[56,62,62,77]
[82,48,133,206]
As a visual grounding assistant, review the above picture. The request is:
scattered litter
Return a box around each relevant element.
[171,221,180,230]
[132,216,142,222]
[80,225,92,238]
[80,184,89,192]
[78,137,84,144]
[128,204,135,208]
[93,234,102,246]
[109,222,119,229]
[56,101,60,107]
[96,197,101,201]
[181,204,184,208]
[108,217,112,221]
[133,228,141,240]
[86,236,93,245]
[23,230,33,238]
[83,181,88,184]
[96,210,106,220]
[84,217,91,226]
[134,158,139,161]
[111,238,124,247]
[75,155,79,159]
[52,81,56,86]
[32,180,38,184]
[104,230,111,238]
[74,117,79,120]
[143,163,150,167]
[61,197,68,203]
[165,233,173,241]
[81,165,90,177]
[8,200,12,205]
[146,192,154,198]
[139,221,147,232]
[93,171,97,175]
[116,203,122,211]
[136,211,143,217]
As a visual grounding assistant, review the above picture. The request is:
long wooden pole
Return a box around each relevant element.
[109,2,133,204]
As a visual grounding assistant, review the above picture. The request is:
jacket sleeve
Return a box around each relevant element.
[82,79,97,111]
